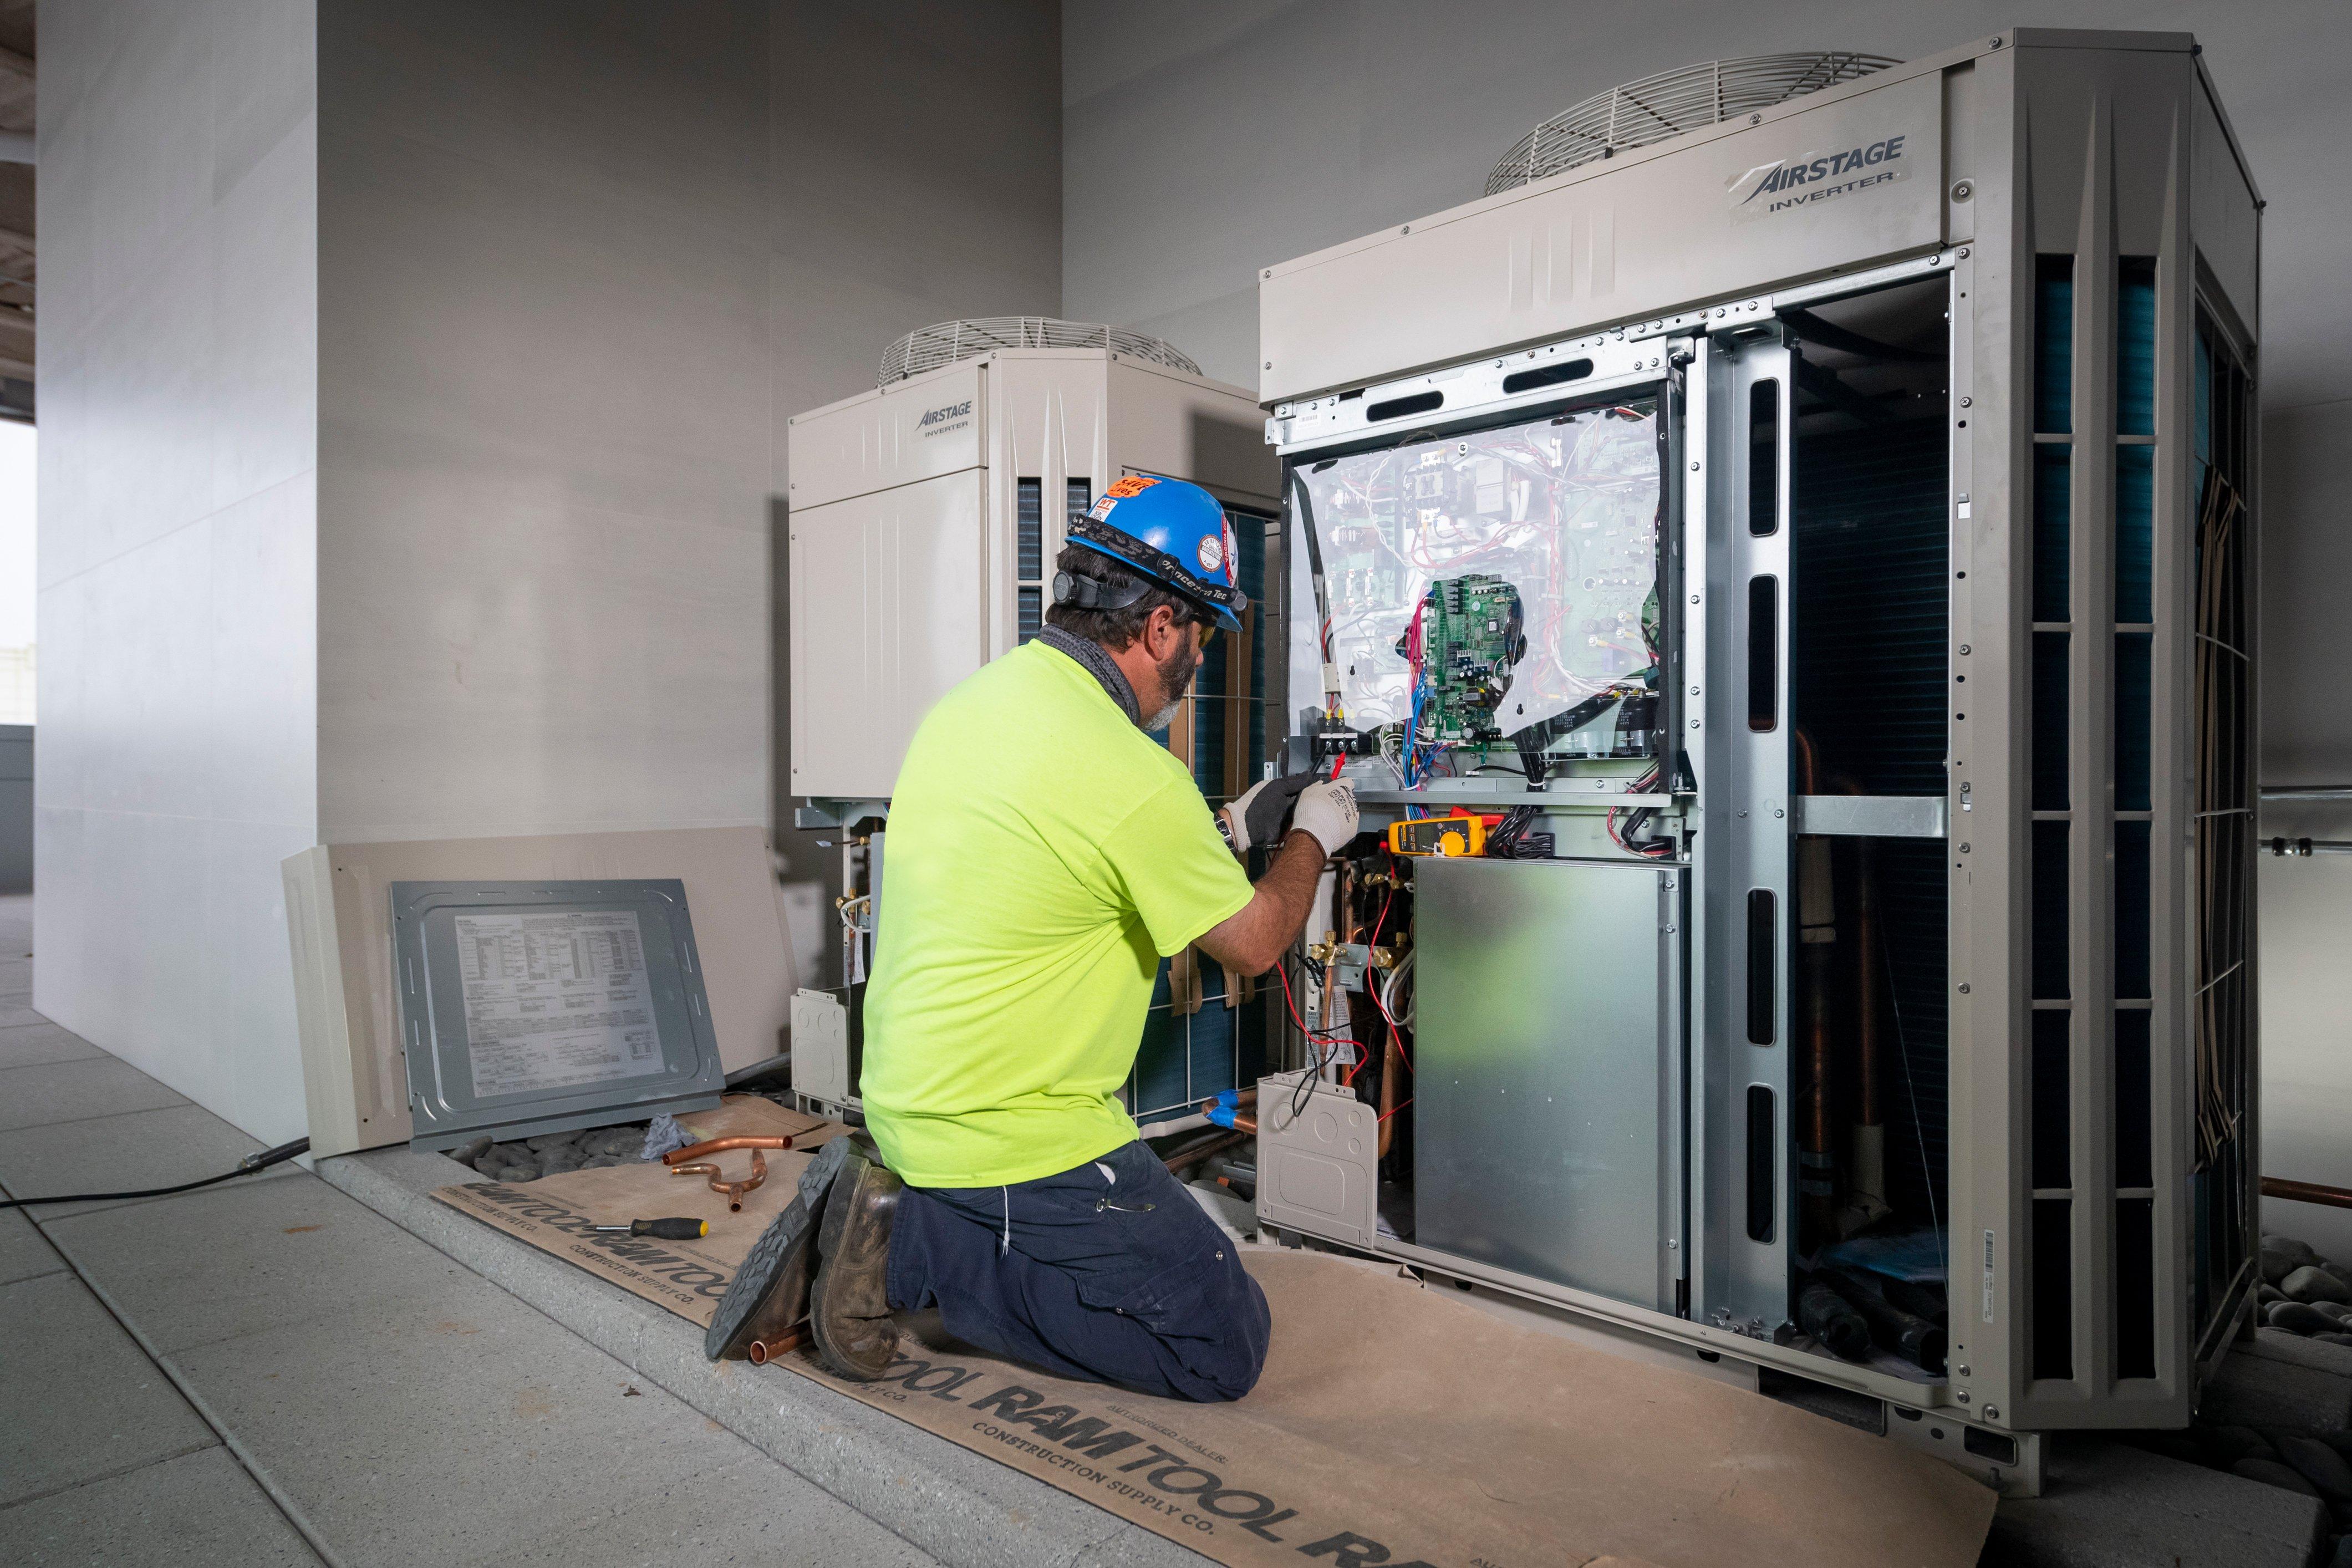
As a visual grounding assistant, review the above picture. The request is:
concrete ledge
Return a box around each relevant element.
[1985,1436,2328,1567]
[318,1146,1207,1568]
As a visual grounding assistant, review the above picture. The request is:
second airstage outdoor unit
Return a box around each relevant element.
[1248,29,2261,1490]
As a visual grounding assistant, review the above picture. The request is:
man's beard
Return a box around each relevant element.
[1143,634,1198,733]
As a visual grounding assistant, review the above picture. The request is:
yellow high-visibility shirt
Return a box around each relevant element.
[859,639,1253,1187]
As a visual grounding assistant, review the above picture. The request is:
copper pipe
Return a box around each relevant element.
[669,1148,768,1210]
[1376,1030,1402,1158]
[2262,1177,2352,1211]
[663,1134,791,1165]
[1852,837,1883,1130]
[1792,729,1834,1249]
[745,1326,807,1365]
[1167,1131,1246,1175]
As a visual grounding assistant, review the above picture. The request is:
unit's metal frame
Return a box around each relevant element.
[1251,28,2261,1469]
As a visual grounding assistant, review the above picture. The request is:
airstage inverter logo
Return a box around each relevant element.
[917,399,973,437]
[1727,131,1911,222]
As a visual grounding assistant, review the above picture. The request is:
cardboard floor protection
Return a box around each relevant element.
[435,1109,1996,1568]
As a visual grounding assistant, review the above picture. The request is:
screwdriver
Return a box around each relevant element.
[590,1218,709,1239]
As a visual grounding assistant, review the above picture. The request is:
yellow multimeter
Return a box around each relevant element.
[1386,812,1488,858]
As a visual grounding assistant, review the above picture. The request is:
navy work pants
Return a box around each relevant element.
[884,1138,1270,1402]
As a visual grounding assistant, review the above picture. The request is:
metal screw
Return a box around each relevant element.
[1263,269,1271,278]
[1957,1365,1971,1377]
[1959,395,1973,408]
[1402,225,1411,234]
[1691,685,1701,695]
[1959,644,1972,655]
[1956,1391,1971,1404]
[1749,113,1761,125]
[1773,807,1785,819]
[1691,460,1701,471]
[1691,719,1702,730]
[1959,247,1972,258]
[1690,593,1701,604]
[1983,1406,2000,1421]
[1958,982,1972,994]
[1264,362,1272,369]
[1951,180,1974,202]
[1958,843,1971,853]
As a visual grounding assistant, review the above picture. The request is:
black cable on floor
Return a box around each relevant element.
[0,1137,311,1209]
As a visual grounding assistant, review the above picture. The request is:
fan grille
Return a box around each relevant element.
[880,317,1203,385]
[1484,51,1902,196]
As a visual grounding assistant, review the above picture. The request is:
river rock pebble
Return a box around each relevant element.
[2270,1300,2336,1335]
[2267,1236,2320,1285]
[2285,1265,2352,1305]
[2282,1436,2352,1501]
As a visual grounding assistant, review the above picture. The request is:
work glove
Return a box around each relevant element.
[1218,771,1317,858]
[1287,780,1360,858]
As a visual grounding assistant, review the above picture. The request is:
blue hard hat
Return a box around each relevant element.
[1062,475,1247,633]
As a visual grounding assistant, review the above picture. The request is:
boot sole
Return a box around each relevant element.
[702,1134,857,1361]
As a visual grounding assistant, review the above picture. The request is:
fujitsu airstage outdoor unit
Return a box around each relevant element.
[1249,31,2261,1493]
[786,319,1282,1130]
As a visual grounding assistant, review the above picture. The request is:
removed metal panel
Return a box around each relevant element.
[394,879,726,1150]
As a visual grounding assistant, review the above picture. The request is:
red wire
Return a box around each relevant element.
[1273,961,1349,1050]
[1378,1098,1413,1123]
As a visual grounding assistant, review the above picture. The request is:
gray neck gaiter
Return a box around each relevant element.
[1037,625,1143,729]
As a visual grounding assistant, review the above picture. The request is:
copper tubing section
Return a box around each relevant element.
[1167,1130,1246,1175]
[2262,1177,2352,1211]
[1852,836,1884,1131]
[745,1326,807,1365]
[1791,730,1833,1248]
[669,1148,768,1210]
[1827,773,1883,1136]
[1377,1030,1403,1159]
[663,1135,791,1166]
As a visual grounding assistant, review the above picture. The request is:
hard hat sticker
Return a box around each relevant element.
[1103,475,1160,500]
[1196,533,1226,573]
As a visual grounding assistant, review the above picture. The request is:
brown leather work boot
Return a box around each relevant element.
[808,1136,903,1379]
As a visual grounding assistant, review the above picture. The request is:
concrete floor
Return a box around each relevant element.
[0,893,938,1567]
[7,882,2340,1568]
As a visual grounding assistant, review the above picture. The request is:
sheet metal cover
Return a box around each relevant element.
[394,878,726,1149]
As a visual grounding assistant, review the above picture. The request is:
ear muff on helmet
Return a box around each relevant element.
[1049,567,1152,614]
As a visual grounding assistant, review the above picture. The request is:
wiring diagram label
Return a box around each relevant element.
[454,910,664,1097]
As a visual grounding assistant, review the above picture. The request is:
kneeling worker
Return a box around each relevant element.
[807,474,1355,1400]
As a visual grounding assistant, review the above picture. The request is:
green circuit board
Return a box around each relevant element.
[1403,573,1526,741]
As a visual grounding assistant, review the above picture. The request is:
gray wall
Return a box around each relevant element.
[318,3,776,846]
[35,0,1060,1142]
[1064,2,2352,1239]
[35,0,319,1136]
[318,0,1060,873]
